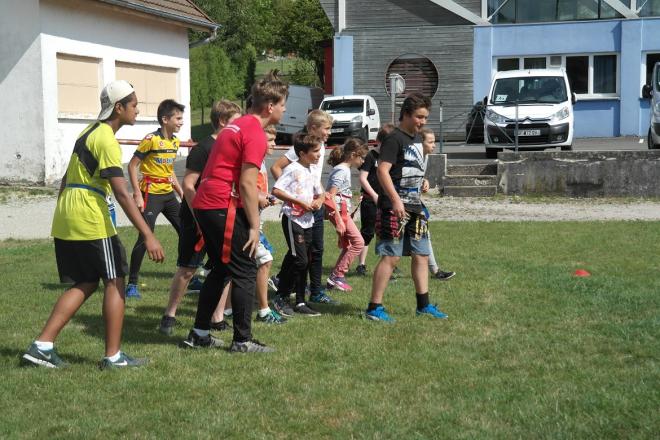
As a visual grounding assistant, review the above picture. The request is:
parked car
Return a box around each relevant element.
[642,61,660,149]
[484,69,576,159]
[465,101,485,143]
[275,85,324,144]
[319,95,380,144]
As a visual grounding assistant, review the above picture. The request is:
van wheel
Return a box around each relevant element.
[648,127,658,149]
[560,145,573,151]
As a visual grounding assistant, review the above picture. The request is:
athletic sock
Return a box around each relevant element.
[367,302,381,312]
[193,328,209,337]
[223,308,233,317]
[258,307,271,317]
[34,340,54,351]
[416,293,430,310]
[106,351,121,362]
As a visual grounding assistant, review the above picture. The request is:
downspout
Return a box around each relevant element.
[189,25,220,49]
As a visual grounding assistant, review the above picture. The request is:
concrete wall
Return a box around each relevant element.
[40,0,192,184]
[473,17,660,138]
[497,151,660,197]
[0,0,46,183]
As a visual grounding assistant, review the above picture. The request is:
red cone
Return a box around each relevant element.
[574,269,591,277]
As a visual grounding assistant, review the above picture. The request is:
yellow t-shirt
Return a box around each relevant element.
[51,122,123,240]
[134,129,179,194]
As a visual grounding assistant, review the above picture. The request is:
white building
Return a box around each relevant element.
[0,0,216,184]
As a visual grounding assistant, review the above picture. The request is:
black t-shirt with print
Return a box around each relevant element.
[377,128,425,214]
[180,135,215,223]
[359,149,380,200]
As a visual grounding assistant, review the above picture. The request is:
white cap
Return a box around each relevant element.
[98,80,135,120]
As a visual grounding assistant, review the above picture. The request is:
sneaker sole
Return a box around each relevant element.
[416,312,449,319]
[179,340,224,349]
[326,278,351,292]
[365,313,394,323]
[435,273,456,281]
[295,312,322,317]
[21,354,59,368]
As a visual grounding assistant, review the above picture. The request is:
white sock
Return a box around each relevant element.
[296,303,306,307]
[193,328,209,337]
[224,308,233,317]
[106,351,121,362]
[258,307,271,317]
[34,340,54,351]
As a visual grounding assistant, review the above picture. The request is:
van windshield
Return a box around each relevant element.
[491,76,568,105]
[321,100,364,114]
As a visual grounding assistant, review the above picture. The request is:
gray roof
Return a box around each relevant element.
[93,0,217,31]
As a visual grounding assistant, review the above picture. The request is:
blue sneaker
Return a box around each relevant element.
[416,304,448,319]
[365,305,394,322]
[187,276,204,293]
[309,291,340,305]
[125,283,141,299]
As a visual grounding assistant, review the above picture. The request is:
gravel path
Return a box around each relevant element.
[2,194,659,240]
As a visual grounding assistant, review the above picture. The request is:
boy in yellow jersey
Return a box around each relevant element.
[22,80,165,369]
[126,99,185,299]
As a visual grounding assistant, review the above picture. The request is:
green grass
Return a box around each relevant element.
[0,186,57,203]
[1,222,659,438]
[256,58,298,77]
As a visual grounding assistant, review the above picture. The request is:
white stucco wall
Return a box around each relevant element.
[0,0,46,183]
[39,0,192,184]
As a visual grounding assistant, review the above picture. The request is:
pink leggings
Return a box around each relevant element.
[332,216,364,277]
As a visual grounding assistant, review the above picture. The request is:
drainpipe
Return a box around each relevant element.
[189,26,220,49]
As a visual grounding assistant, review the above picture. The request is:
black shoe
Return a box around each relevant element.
[434,270,456,281]
[294,302,321,316]
[210,320,232,331]
[355,264,368,276]
[159,315,176,336]
[390,266,402,280]
[272,296,294,317]
[180,330,224,349]
[229,339,275,353]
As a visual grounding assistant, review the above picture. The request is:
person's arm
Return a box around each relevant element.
[127,156,144,212]
[57,174,67,198]
[421,178,430,193]
[109,176,164,262]
[377,161,405,220]
[270,155,292,180]
[182,170,200,212]
[272,188,313,212]
[239,164,261,258]
[325,187,345,234]
[171,171,183,198]
[359,170,378,202]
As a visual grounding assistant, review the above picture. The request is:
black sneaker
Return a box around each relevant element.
[294,302,321,316]
[355,264,368,276]
[21,343,68,368]
[180,330,224,349]
[272,296,294,317]
[229,339,275,353]
[434,270,456,281]
[210,320,232,332]
[391,266,402,280]
[159,315,176,336]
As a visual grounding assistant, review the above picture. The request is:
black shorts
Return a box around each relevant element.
[54,236,128,283]
[177,204,205,268]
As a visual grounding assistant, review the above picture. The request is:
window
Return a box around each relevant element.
[495,53,619,97]
[57,53,101,115]
[646,53,660,86]
[385,54,438,98]
[115,62,178,118]
[639,0,660,16]
[488,0,624,23]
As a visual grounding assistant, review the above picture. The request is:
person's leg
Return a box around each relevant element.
[102,277,125,357]
[427,230,439,274]
[411,254,430,296]
[307,208,325,295]
[332,217,365,278]
[128,192,161,286]
[293,229,311,305]
[211,282,231,325]
[164,266,197,317]
[161,192,182,235]
[37,282,98,342]
[256,261,272,310]
[369,256,400,305]
[358,199,376,267]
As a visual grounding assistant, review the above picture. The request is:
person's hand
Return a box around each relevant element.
[392,198,406,220]
[133,192,144,212]
[421,179,430,193]
[336,219,346,235]
[144,235,165,262]
[242,227,260,258]
[310,197,323,210]
[300,201,313,212]
[258,195,270,210]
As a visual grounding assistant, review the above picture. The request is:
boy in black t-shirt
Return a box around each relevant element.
[365,93,448,322]
[159,100,241,336]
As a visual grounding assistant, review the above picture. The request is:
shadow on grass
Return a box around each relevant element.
[40,283,68,292]
[137,271,176,280]
[0,346,91,366]
[72,313,177,346]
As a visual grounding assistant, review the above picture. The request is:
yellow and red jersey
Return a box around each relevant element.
[134,129,179,194]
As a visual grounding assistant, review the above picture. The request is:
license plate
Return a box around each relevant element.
[331,128,344,133]
[518,129,541,136]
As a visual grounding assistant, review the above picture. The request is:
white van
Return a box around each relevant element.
[319,95,380,144]
[484,69,576,159]
[642,62,660,149]
[276,85,324,143]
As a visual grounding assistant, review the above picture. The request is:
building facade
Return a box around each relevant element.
[0,0,215,184]
[323,0,660,139]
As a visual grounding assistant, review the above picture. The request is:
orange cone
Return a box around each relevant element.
[574,269,591,277]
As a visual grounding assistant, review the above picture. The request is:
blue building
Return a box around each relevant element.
[322,0,660,138]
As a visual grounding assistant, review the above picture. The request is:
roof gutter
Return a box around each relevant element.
[95,0,218,31]
[189,26,220,49]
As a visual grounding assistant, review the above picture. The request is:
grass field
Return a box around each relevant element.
[1,221,659,438]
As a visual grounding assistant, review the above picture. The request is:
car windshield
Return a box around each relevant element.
[491,76,568,105]
[321,100,364,114]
